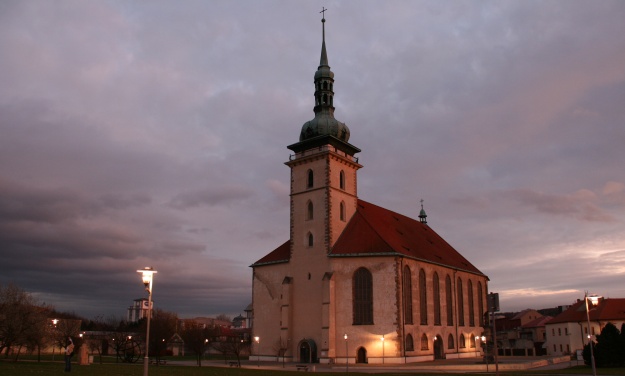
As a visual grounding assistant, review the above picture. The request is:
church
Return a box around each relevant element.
[250,15,489,365]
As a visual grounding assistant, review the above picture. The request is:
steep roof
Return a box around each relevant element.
[252,200,486,277]
[330,200,486,276]
[522,315,553,329]
[548,298,625,324]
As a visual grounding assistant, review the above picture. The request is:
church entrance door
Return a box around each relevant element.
[356,347,367,363]
[434,335,444,359]
[298,339,317,363]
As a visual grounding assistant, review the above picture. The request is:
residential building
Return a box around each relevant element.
[545,298,625,356]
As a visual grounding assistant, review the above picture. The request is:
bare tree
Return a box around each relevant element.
[180,320,216,366]
[0,283,51,360]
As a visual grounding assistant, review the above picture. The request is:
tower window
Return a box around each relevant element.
[353,267,373,325]
[339,170,345,189]
[323,81,328,90]
[340,201,346,222]
[308,232,314,247]
[307,201,314,220]
[307,169,314,188]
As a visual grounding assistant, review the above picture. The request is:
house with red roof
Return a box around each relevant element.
[545,298,625,357]
[250,15,489,365]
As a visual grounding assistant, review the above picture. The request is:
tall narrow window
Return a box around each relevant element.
[307,169,314,188]
[405,334,414,351]
[339,170,345,190]
[457,278,464,326]
[459,334,466,348]
[340,201,346,222]
[307,232,313,247]
[419,269,427,325]
[433,272,441,325]
[447,334,454,349]
[468,280,475,327]
[470,334,476,348]
[478,282,484,326]
[420,334,429,350]
[353,268,373,325]
[446,275,453,326]
[403,266,413,324]
[307,201,314,220]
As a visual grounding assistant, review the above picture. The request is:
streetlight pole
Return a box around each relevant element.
[380,335,384,364]
[585,292,600,376]
[137,267,157,376]
[254,336,260,367]
[344,334,348,373]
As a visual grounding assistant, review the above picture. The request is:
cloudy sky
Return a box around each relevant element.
[1,0,624,320]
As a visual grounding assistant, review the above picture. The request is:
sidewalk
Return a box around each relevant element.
[171,356,582,373]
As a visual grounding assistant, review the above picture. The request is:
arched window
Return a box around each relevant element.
[419,269,427,325]
[457,278,465,326]
[307,232,313,247]
[405,334,414,351]
[433,272,441,325]
[468,280,475,327]
[420,334,429,350]
[307,201,314,220]
[403,266,413,324]
[459,334,466,348]
[307,169,314,188]
[447,334,455,349]
[470,334,476,348]
[478,282,484,326]
[446,275,453,326]
[340,201,346,222]
[353,268,373,325]
[339,170,345,189]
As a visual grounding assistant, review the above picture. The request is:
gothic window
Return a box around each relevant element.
[470,334,476,348]
[446,275,453,326]
[308,232,313,247]
[307,201,314,220]
[339,170,345,189]
[433,272,441,325]
[340,201,346,222]
[478,282,484,326]
[459,334,466,348]
[420,334,428,350]
[419,269,427,325]
[405,334,414,351]
[457,278,464,326]
[307,169,314,188]
[447,334,454,349]
[403,266,413,324]
[353,268,373,325]
[468,280,475,327]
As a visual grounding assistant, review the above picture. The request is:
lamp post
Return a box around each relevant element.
[585,292,601,376]
[137,267,157,376]
[344,334,348,373]
[481,335,488,372]
[380,335,385,364]
[51,319,59,361]
[254,336,260,367]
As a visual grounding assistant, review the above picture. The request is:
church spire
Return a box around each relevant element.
[297,9,352,144]
[419,199,428,224]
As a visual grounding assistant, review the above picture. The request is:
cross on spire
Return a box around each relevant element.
[320,7,327,20]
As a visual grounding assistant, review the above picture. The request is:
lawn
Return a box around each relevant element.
[1,360,624,376]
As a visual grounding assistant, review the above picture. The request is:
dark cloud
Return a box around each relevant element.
[0,1,624,319]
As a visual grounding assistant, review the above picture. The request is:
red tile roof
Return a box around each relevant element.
[548,298,625,324]
[522,315,553,329]
[252,199,487,277]
[330,200,486,276]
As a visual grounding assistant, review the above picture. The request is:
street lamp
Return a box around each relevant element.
[254,336,260,367]
[137,267,157,376]
[585,292,601,376]
[344,334,348,373]
[380,335,385,364]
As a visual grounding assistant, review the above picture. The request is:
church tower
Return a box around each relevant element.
[286,15,362,256]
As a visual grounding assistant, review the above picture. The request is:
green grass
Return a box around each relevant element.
[1,360,624,376]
